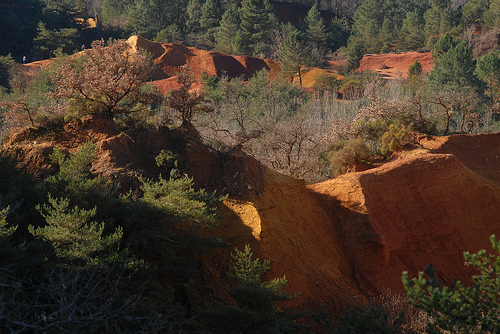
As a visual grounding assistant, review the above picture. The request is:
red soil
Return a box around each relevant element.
[4,116,500,319]
[327,52,434,79]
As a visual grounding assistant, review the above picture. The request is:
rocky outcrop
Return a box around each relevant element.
[4,118,500,318]
[207,133,500,316]
[127,36,280,90]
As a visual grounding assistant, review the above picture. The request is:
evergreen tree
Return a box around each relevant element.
[475,45,500,109]
[429,41,484,94]
[398,10,425,51]
[483,0,500,31]
[100,0,133,28]
[215,4,241,54]
[305,5,327,49]
[347,41,364,72]
[423,0,455,48]
[198,0,224,49]
[199,245,305,333]
[278,30,315,87]
[351,0,384,53]
[403,235,500,333]
[461,0,489,28]
[431,32,456,60]
[33,22,80,59]
[379,18,395,52]
[0,54,15,89]
[29,196,122,262]
[408,59,423,78]
[186,0,204,34]
[240,0,278,56]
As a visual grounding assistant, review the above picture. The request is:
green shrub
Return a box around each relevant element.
[403,235,500,333]
[327,138,372,177]
[380,123,413,156]
[312,72,341,93]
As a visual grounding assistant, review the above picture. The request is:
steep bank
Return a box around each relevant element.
[4,120,500,318]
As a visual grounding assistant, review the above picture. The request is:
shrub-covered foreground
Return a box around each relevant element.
[0,142,228,332]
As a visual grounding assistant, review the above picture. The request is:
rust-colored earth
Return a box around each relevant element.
[327,52,434,79]
[4,116,500,319]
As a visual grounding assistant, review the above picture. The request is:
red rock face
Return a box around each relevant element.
[127,36,280,93]
[4,116,500,319]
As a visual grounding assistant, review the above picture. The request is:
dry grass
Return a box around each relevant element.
[371,290,430,334]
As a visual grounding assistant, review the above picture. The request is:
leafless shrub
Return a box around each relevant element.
[371,290,430,334]
[0,265,184,333]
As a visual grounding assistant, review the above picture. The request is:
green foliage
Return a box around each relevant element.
[278,30,315,86]
[423,0,456,48]
[351,0,384,53]
[45,142,106,201]
[398,10,425,51]
[408,59,423,78]
[198,0,224,48]
[305,5,327,49]
[30,196,122,262]
[33,22,80,59]
[327,138,373,177]
[380,123,412,155]
[431,32,456,60]
[239,0,278,56]
[204,74,220,91]
[461,0,489,27]
[215,4,242,54]
[314,304,403,334]
[186,0,204,34]
[402,235,500,333]
[0,54,15,89]
[475,45,500,108]
[483,0,500,31]
[347,41,364,72]
[429,41,485,95]
[199,244,305,333]
[312,72,341,94]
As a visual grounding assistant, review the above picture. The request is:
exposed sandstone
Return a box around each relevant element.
[4,117,500,319]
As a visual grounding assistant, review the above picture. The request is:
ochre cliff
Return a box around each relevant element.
[207,133,500,316]
[4,119,500,318]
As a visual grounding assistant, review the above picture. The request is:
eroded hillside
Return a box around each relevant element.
[4,116,500,318]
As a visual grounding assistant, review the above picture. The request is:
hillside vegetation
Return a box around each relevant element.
[1,0,500,333]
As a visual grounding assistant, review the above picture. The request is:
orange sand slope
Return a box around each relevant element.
[327,51,434,79]
[211,132,500,315]
[4,115,500,317]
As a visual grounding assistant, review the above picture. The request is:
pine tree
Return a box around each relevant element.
[408,59,423,78]
[347,41,364,72]
[278,30,315,87]
[351,0,384,53]
[461,0,489,28]
[429,41,484,94]
[215,4,241,54]
[186,0,204,34]
[403,235,500,333]
[476,45,500,108]
[483,0,500,31]
[398,10,425,51]
[198,0,224,49]
[240,0,278,56]
[305,5,327,49]
[423,0,455,48]
[431,32,456,60]
[199,245,305,333]
[29,196,122,262]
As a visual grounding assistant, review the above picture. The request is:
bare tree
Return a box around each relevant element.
[0,265,185,333]
[49,39,162,117]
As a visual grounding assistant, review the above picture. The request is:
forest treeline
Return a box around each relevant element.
[1,0,500,332]
[2,0,500,64]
